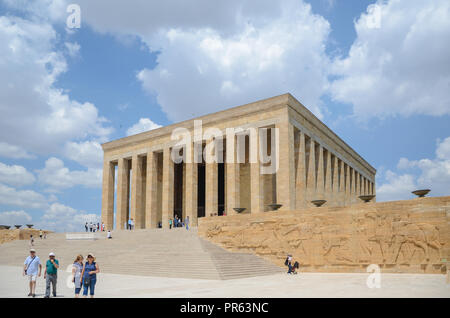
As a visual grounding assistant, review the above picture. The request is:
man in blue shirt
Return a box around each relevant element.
[23,249,41,298]
[44,252,59,298]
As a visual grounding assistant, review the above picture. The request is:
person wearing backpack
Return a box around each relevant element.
[23,248,42,297]
[81,253,100,298]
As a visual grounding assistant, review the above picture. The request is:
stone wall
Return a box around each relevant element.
[198,196,450,273]
[0,229,51,245]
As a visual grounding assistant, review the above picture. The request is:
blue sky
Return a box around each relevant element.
[0,0,449,231]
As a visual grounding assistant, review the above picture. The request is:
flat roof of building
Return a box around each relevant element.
[102,93,376,174]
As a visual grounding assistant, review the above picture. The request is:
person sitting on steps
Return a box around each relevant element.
[284,255,299,275]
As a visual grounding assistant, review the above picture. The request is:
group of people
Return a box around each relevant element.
[29,230,47,247]
[127,218,135,230]
[284,255,299,274]
[169,215,190,230]
[23,249,100,298]
[85,222,105,232]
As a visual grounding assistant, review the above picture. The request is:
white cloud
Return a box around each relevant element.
[63,141,103,169]
[330,0,450,119]
[36,157,102,192]
[0,210,32,226]
[137,1,330,121]
[33,0,330,122]
[0,15,112,157]
[36,202,100,232]
[377,136,450,201]
[376,171,416,202]
[436,136,450,160]
[64,42,80,57]
[0,162,36,187]
[2,0,68,22]
[0,142,35,159]
[74,0,287,37]
[0,183,48,209]
[126,118,162,136]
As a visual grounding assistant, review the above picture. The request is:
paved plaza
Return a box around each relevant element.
[1,265,448,298]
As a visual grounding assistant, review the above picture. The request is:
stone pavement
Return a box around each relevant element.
[1,265,448,298]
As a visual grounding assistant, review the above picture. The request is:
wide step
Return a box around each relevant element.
[0,228,283,280]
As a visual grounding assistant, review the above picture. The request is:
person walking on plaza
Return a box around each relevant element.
[29,235,34,247]
[185,216,190,230]
[81,253,100,298]
[169,218,173,229]
[23,248,41,297]
[44,252,59,298]
[130,218,134,230]
[39,229,43,239]
[72,255,84,298]
[128,218,132,230]
[85,222,88,232]
[107,230,112,239]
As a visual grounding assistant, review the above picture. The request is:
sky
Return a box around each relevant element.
[0,0,449,232]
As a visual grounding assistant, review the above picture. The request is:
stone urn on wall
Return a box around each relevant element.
[311,200,326,207]
[358,195,375,203]
[267,204,282,211]
[412,189,430,198]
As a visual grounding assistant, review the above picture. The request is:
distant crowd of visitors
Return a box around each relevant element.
[23,248,100,298]
[169,214,190,230]
[85,222,105,232]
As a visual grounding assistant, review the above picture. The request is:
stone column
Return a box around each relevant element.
[101,160,115,230]
[185,143,198,226]
[351,168,356,204]
[162,147,174,229]
[332,156,339,206]
[145,151,158,228]
[116,158,129,230]
[130,155,144,229]
[295,131,306,209]
[339,160,345,206]
[205,138,218,216]
[276,121,295,211]
[226,135,240,215]
[324,150,332,204]
[306,139,316,205]
[250,128,263,213]
[345,164,351,205]
[355,171,361,201]
[316,145,325,200]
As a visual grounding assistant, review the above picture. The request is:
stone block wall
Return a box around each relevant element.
[198,196,450,273]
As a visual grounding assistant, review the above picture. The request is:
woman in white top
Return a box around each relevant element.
[72,254,84,298]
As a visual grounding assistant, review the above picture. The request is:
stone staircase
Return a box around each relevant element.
[0,228,283,280]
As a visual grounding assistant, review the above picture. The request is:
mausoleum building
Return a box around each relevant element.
[101,93,376,230]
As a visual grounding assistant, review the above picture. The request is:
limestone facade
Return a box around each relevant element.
[101,93,376,230]
[198,196,450,273]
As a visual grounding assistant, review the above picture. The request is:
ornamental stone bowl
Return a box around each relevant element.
[267,204,282,211]
[26,224,34,228]
[14,225,22,229]
[233,208,246,214]
[311,200,326,207]
[359,195,375,203]
[412,189,430,198]
[0,225,11,230]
